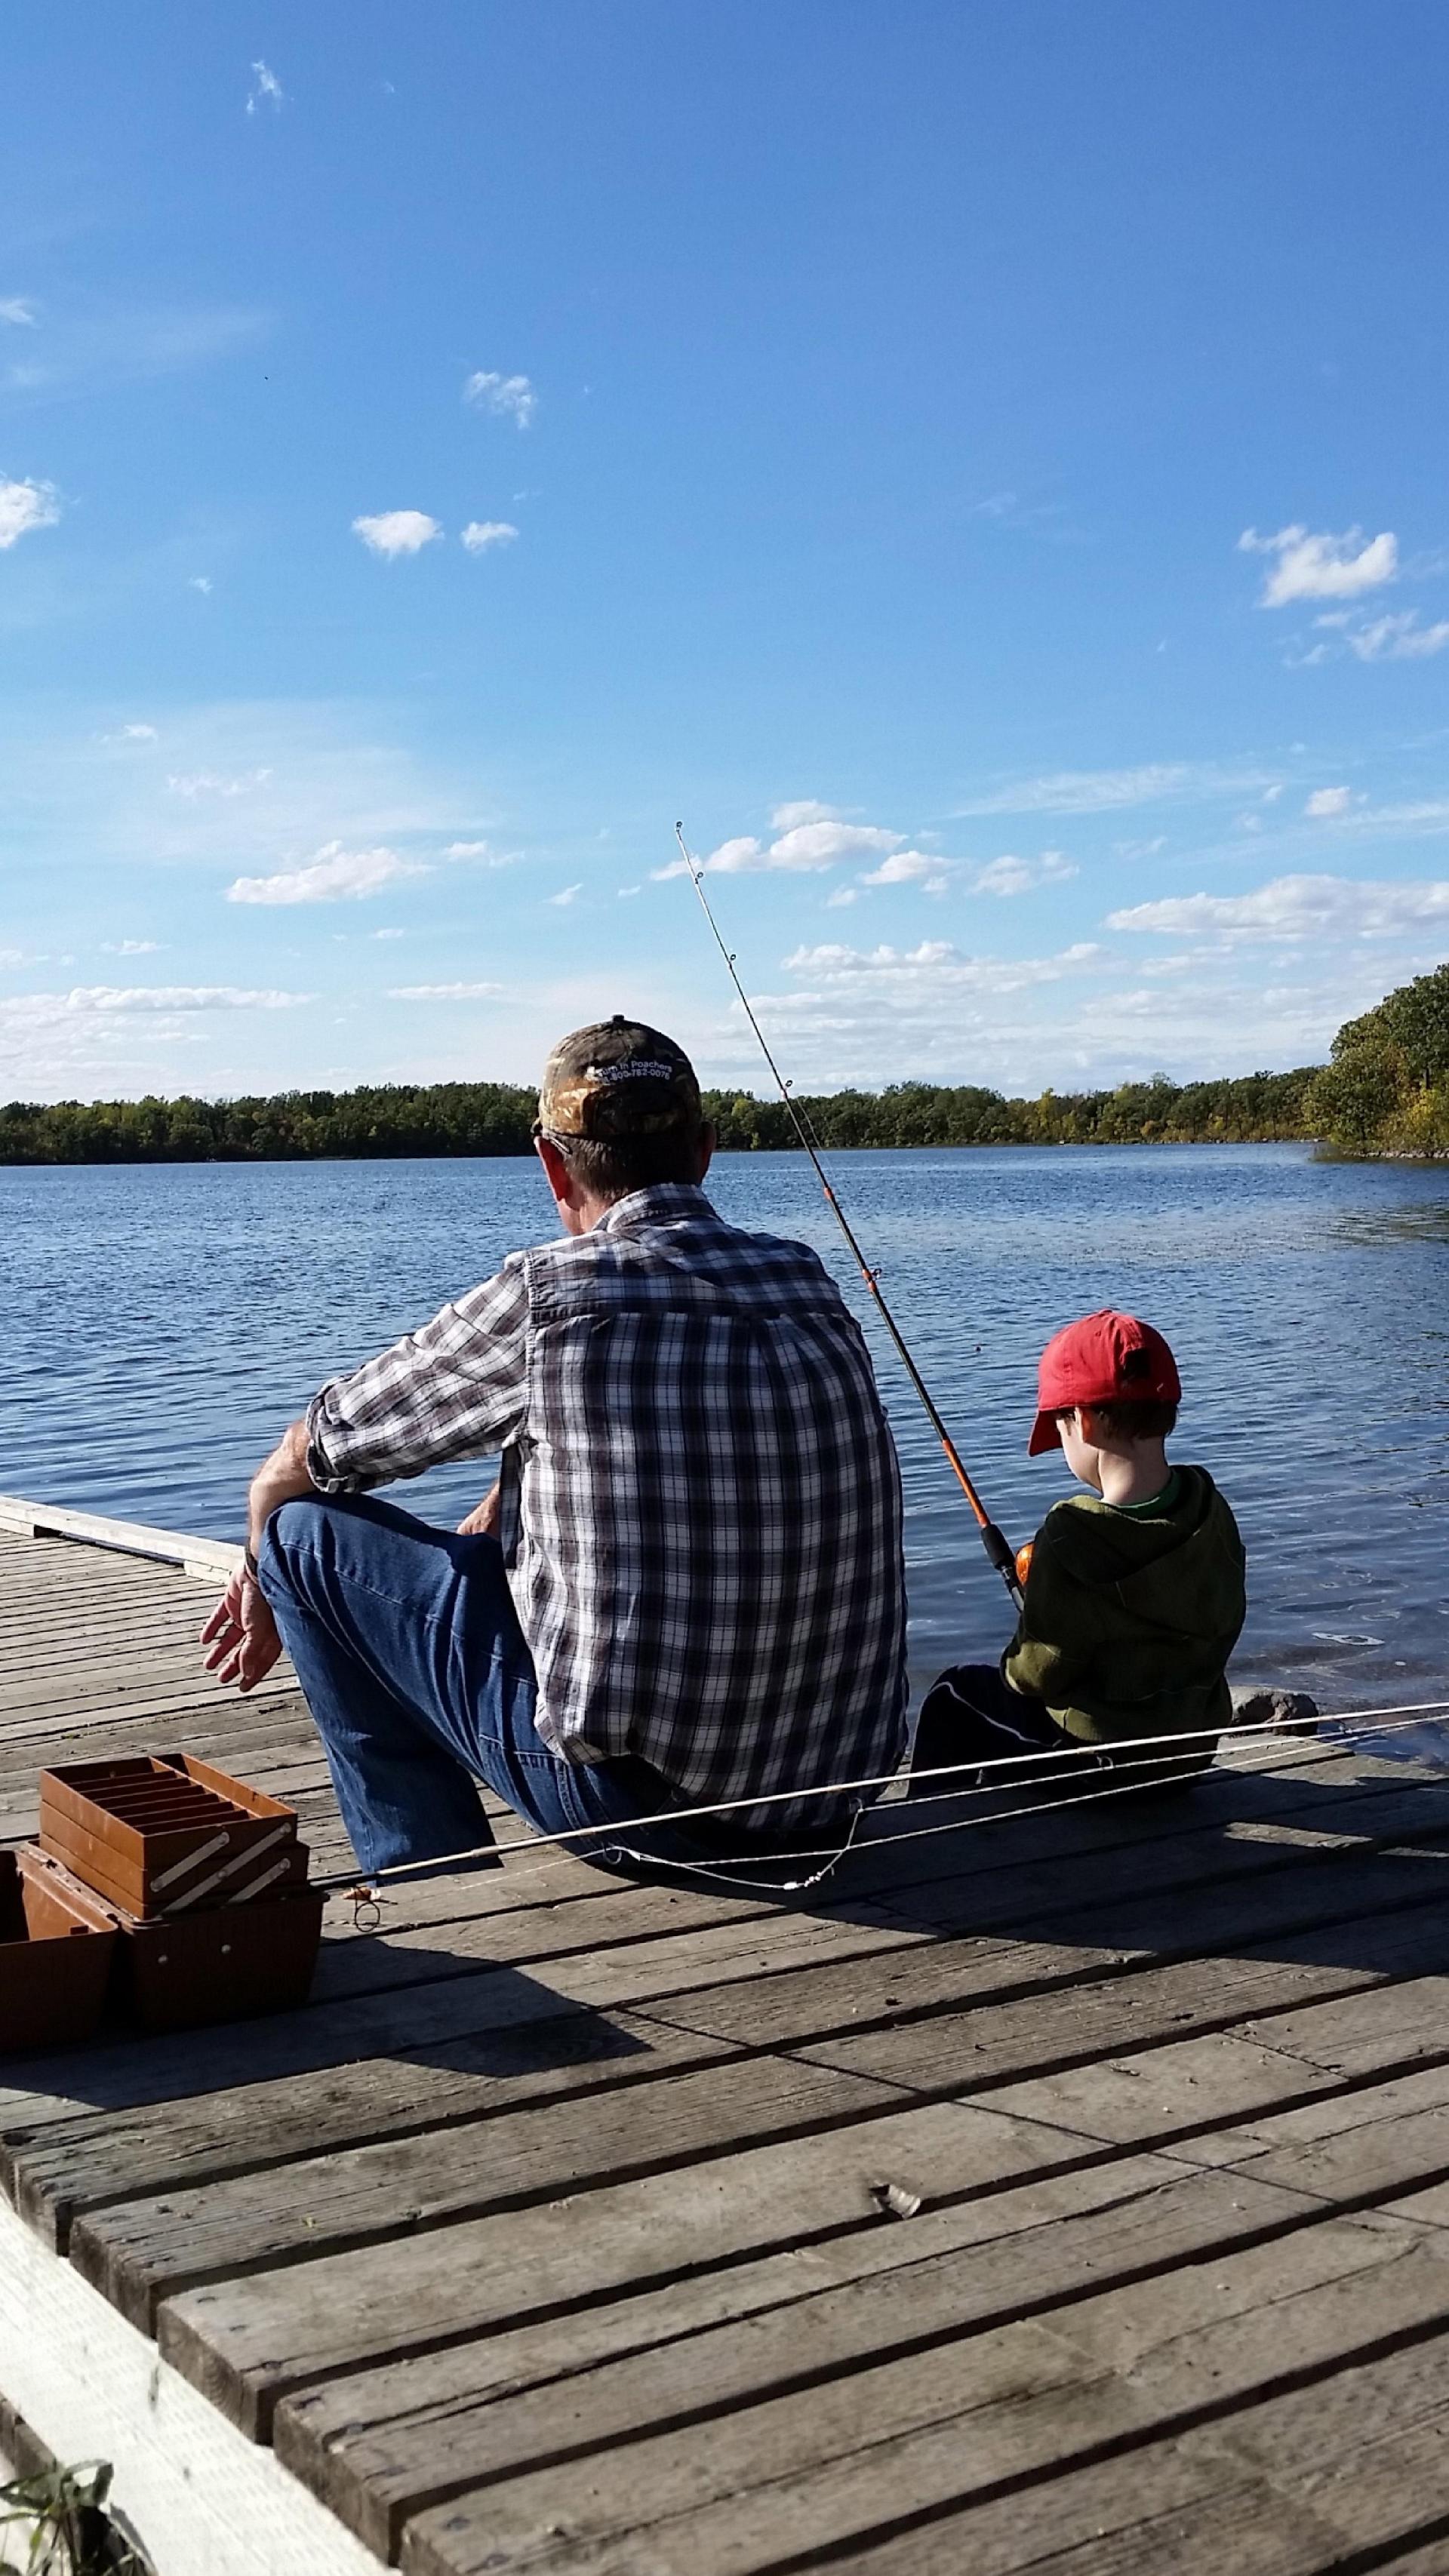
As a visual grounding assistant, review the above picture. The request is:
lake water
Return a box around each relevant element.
[3,1145,1447,1727]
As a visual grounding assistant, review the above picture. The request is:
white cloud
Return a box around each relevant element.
[371,927,405,940]
[617,885,641,899]
[1238,523,1398,607]
[1351,798,1449,832]
[971,850,1078,897]
[732,934,1111,1084]
[352,510,441,558]
[771,822,903,868]
[654,835,753,880]
[0,475,60,548]
[460,520,518,554]
[99,722,158,746]
[167,767,272,798]
[658,819,903,881]
[246,60,285,114]
[770,799,838,830]
[0,300,36,327]
[226,841,426,905]
[61,984,308,1012]
[1344,610,1449,662]
[101,939,162,956]
[850,844,1078,897]
[441,839,516,865]
[547,883,583,906]
[787,939,954,974]
[782,939,1100,994]
[389,982,503,1001]
[0,948,23,967]
[190,575,213,595]
[463,371,537,429]
[1108,872,1449,942]
[825,887,858,908]
[858,850,950,895]
[1113,834,1168,859]
[1262,785,1284,804]
[1305,786,1353,819]
[954,762,1269,817]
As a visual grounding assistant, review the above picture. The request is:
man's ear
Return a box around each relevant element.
[695,1121,717,1182]
[535,1133,573,1210]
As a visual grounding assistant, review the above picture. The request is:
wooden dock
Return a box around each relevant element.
[5,1508,1449,2576]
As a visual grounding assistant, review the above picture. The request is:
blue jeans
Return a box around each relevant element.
[258,1491,752,1876]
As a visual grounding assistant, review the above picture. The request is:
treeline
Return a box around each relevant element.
[709,1067,1316,1151]
[0,1083,538,1167]
[0,1066,1319,1164]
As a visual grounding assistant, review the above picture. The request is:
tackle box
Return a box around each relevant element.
[0,1847,117,2052]
[39,1753,306,1918]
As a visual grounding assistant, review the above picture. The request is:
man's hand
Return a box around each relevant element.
[202,1415,315,1692]
[457,1480,502,1538]
[201,1567,284,1692]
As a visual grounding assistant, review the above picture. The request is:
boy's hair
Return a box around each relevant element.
[1060,1397,1178,1442]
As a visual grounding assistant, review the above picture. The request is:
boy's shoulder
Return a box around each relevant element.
[1036,1465,1243,1562]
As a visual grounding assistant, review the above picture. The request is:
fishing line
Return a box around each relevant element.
[318,1695,1449,1910]
[334,1706,1449,1922]
[589,1715,1449,1894]
[672,819,1022,1606]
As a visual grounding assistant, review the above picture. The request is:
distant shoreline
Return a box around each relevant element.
[0,1139,1332,1167]
[0,1068,1319,1165]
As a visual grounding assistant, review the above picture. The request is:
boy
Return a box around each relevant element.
[909,1308,1246,1794]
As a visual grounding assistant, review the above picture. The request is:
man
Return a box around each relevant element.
[202,1016,909,1875]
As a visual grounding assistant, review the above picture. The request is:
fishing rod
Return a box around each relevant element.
[674,822,1022,1606]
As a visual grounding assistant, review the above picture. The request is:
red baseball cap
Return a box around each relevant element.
[1028,1308,1182,1456]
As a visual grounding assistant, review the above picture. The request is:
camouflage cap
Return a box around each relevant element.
[537,1016,703,1141]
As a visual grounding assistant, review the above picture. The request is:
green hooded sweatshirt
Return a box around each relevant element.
[1003,1463,1247,1744]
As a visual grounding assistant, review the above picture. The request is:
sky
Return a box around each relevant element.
[4,0,1449,1105]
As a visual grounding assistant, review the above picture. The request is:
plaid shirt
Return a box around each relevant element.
[306,1184,907,1829]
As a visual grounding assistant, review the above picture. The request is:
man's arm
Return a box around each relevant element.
[201,1419,316,1692]
[248,1417,317,1548]
[203,1262,532,1693]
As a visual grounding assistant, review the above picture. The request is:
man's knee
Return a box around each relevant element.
[257,1494,335,1600]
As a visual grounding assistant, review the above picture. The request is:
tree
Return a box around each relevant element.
[1313,958,1449,1156]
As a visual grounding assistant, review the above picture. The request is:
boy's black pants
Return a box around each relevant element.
[908,1663,1214,1800]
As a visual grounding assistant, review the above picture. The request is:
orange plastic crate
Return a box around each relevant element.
[40,1752,306,1918]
